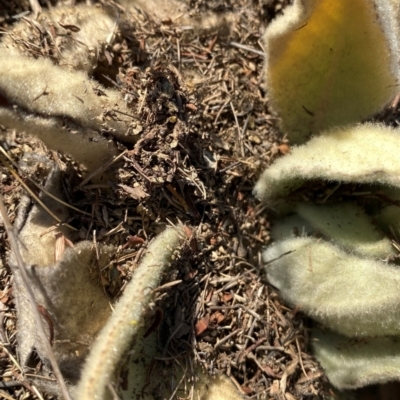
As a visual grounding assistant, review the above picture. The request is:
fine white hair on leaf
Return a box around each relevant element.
[312,329,400,389]
[0,53,137,174]
[254,124,400,203]
[76,226,186,400]
[120,0,235,35]
[7,163,113,397]
[1,5,116,74]
[271,202,395,259]
[264,236,400,337]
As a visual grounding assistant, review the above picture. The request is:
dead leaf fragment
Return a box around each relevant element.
[195,315,210,336]
[58,23,81,32]
[119,183,149,200]
[210,311,225,325]
[278,143,290,154]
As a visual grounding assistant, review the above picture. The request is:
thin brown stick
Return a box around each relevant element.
[78,150,128,187]
[296,337,309,379]
[0,389,17,400]
[0,147,91,217]
[0,156,77,231]
[229,41,264,57]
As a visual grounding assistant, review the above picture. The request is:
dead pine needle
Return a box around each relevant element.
[0,155,77,231]
[0,147,91,217]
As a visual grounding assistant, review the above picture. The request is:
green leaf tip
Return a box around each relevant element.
[264,0,400,143]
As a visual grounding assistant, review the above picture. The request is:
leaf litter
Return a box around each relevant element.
[0,0,328,398]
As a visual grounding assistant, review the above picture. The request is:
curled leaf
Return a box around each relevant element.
[264,0,400,143]
[76,226,186,400]
[0,52,137,172]
[313,329,400,389]
[1,5,116,74]
[254,124,400,203]
[271,203,395,259]
[264,237,400,337]
[0,4,139,176]
[9,163,113,395]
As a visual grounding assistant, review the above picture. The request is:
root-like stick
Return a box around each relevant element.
[0,195,72,400]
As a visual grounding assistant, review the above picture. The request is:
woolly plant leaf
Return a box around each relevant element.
[264,237,400,337]
[1,5,115,74]
[270,213,312,241]
[121,332,245,400]
[76,226,186,400]
[0,51,137,172]
[10,161,243,399]
[376,204,400,237]
[254,124,400,203]
[78,225,244,400]
[312,329,400,389]
[271,203,395,259]
[193,373,246,400]
[120,332,158,399]
[0,3,237,177]
[264,0,400,143]
[0,52,138,172]
[9,162,113,395]
[119,0,235,34]
[367,187,400,237]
